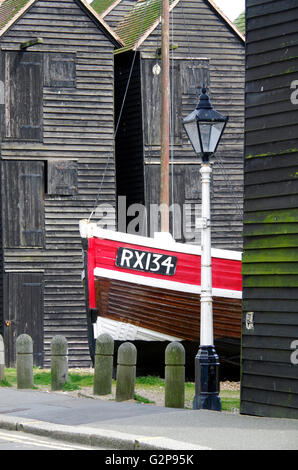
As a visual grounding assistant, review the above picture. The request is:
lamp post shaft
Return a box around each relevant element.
[200,164,213,346]
[193,161,221,411]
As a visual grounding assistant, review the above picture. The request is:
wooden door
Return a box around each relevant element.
[3,272,44,367]
[2,161,45,248]
[2,51,43,142]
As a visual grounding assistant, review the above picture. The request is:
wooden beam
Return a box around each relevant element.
[20,37,43,50]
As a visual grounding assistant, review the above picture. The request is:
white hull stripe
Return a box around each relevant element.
[94,267,242,299]
[80,221,242,261]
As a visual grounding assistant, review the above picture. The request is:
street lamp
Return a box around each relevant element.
[183,86,228,411]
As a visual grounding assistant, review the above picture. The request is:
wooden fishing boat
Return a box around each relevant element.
[80,220,242,370]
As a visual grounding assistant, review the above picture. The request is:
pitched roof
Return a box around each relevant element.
[0,0,124,45]
[234,10,245,35]
[94,0,245,54]
[91,0,121,17]
[0,0,33,31]
[115,0,178,53]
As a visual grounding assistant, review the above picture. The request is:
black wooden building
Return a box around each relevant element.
[0,0,121,367]
[241,0,298,419]
[94,0,245,249]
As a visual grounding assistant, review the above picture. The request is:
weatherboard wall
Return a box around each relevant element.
[241,0,298,419]
[0,0,117,367]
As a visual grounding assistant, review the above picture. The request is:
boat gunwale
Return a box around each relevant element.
[79,220,243,261]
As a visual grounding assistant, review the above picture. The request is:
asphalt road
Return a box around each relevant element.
[0,429,104,450]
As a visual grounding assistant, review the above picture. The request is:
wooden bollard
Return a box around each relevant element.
[93,333,114,395]
[116,342,137,402]
[51,335,68,391]
[16,334,34,389]
[165,342,185,408]
[0,335,5,382]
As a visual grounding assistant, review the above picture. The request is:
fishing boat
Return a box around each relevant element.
[80,0,243,375]
[80,220,242,372]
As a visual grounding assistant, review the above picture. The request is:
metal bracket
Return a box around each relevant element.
[195,217,210,229]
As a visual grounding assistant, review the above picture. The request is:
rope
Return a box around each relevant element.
[144,0,163,236]
[181,2,200,101]
[214,154,244,219]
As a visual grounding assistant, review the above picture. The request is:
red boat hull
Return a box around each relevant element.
[87,236,242,310]
[82,226,242,344]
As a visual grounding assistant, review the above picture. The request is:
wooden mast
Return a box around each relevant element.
[160,0,170,232]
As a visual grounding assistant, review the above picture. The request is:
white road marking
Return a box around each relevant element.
[0,430,94,450]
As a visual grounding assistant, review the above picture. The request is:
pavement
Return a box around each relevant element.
[0,388,297,451]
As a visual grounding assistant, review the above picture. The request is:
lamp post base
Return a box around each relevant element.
[193,345,221,411]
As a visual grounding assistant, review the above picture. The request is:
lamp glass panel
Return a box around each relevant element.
[199,121,225,153]
[198,122,212,153]
[209,122,225,152]
[184,120,202,154]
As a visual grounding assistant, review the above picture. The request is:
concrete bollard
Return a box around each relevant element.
[116,342,137,402]
[0,334,5,382]
[16,334,34,389]
[51,335,68,391]
[93,333,114,395]
[165,342,185,408]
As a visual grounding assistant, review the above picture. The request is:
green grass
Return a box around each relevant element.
[135,375,164,387]
[0,368,17,387]
[219,390,240,412]
[134,393,155,404]
[33,371,51,386]
[0,369,240,411]
[0,368,94,392]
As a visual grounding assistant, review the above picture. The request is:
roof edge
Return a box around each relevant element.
[133,0,180,51]
[100,0,122,18]
[206,0,245,43]
[0,0,125,46]
[0,0,36,37]
[76,0,124,46]
[115,0,180,54]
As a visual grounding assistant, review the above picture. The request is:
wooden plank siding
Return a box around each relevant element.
[114,0,245,249]
[0,0,117,367]
[241,0,298,419]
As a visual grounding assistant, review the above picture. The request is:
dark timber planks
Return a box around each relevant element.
[241,0,298,419]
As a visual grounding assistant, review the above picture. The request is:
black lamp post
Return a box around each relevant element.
[183,86,228,411]
[183,86,228,162]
